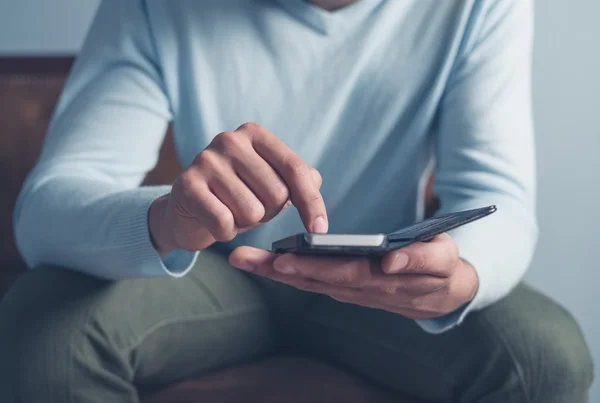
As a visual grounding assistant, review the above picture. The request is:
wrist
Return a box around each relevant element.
[148,195,177,258]
[460,258,479,303]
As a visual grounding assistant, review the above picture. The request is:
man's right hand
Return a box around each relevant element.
[149,122,327,256]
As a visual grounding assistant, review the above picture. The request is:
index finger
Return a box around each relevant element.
[273,253,373,286]
[240,123,328,233]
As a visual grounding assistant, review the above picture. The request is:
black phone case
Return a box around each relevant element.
[271,205,496,256]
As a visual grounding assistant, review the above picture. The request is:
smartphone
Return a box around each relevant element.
[271,205,496,256]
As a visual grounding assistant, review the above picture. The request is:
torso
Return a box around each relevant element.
[145,0,477,248]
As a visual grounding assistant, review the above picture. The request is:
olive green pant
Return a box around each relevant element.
[0,248,594,402]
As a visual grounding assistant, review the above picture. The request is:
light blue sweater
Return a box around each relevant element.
[14,0,537,333]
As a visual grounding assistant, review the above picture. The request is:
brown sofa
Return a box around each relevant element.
[0,57,427,403]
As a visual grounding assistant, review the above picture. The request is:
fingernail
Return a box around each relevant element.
[390,252,409,273]
[275,265,296,275]
[312,216,328,234]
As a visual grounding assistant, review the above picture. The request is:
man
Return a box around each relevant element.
[0,0,594,402]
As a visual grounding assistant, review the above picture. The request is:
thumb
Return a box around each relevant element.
[228,246,277,275]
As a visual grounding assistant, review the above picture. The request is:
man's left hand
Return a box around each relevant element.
[228,233,479,319]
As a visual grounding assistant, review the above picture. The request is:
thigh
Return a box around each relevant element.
[0,248,275,400]
[295,283,594,403]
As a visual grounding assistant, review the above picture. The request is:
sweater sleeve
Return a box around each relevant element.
[416,0,538,333]
[13,0,197,279]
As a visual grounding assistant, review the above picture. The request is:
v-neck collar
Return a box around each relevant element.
[275,0,384,35]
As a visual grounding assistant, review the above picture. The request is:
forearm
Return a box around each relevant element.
[15,174,196,279]
[419,0,537,333]
[416,193,537,333]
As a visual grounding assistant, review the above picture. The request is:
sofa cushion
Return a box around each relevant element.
[0,59,182,297]
[141,356,418,403]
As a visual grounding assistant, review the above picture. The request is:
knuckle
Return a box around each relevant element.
[212,211,236,241]
[237,122,262,133]
[212,131,246,152]
[214,228,237,243]
[212,229,233,242]
[394,279,409,292]
[379,283,398,295]
[176,171,197,194]
[332,268,358,285]
[247,202,267,223]
[282,154,308,176]
[332,275,351,286]
[175,171,205,200]
[438,232,453,242]
[214,209,234,228]
[310,168,323,187]
[237,199,266,226]
[445,239,460,261]
[266,183,290,207]
[304,191,324,207]
[438,243,459,275]
[214,131,234,143]
[439,234,459,260]
[194,149,222,170]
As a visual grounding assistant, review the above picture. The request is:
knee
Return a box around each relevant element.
[0,267,114,401]
[525,304,593,400]
[491,286,594,402]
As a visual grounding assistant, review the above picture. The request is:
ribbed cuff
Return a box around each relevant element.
[162,250,199,276]
[415,198,536,334]
[414,208,497,334]
[414,230,491,334]
[108,186,196,278]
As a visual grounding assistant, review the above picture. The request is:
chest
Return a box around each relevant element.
[154,0,466,165]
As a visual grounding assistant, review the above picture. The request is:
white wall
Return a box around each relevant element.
[526,0,600,400]
[0,0,99,54]
[1,0,599,399]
